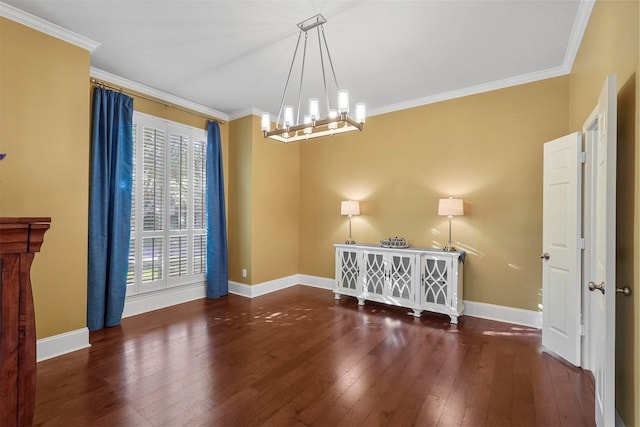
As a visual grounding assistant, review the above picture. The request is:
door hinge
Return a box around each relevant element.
[579,237,586,250]
[580,152,587,163]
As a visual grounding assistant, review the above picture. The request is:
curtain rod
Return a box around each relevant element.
[90,78,225,124]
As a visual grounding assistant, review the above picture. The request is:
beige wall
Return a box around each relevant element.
[568,0,639,424]
[228,116,253,283]
[299,76,570,311]
[251,119,300,284]
[0,18,90,339]
[228,115,300,284]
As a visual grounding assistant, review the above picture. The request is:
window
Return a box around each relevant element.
[127,112,207,296]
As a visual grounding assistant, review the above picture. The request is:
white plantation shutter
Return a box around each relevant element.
[127,123,137,289]
[143,127,165,231]
[170,135,189,231]
[193,234,206,274]
[128,112,207,295]
[193,138,206,230]
[169,236,188,277]
[192,137,207,275]
[142,237,163,281]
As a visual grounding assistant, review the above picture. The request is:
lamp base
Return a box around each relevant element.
[345,239,356,245]
[443,245,456,252]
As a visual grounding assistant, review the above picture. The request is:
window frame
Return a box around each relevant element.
[127,112,207,297]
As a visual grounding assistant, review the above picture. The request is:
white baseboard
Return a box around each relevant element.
[229,274,300,298]
[37,327,90,362]
[298,274,334,290]
[122,282,206,318]
[229,274,334,298]
[463,300,542,329]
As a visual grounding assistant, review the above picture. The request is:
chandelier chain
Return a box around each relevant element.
[316,25,330,113]
[296,32,309,127]
[320,25,340,95]
[276,31,303,129]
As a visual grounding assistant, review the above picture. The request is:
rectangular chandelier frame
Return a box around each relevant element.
[261,13,365,144]
[264,113,363,143]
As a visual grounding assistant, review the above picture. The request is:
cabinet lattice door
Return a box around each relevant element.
[422,257,450,307]
[364,252,385,295]
[389,254,414,302]
[337,249,359,292]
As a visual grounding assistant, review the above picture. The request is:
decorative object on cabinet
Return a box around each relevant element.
[334,244,464,323]
[260,14,366,144]
[340,200,360,244]
[438,197,464,251]
[0,217,51,427]
[380,236,410,248]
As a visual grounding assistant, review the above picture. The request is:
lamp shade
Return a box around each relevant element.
[341,200,360,216]
[438,198,464,216]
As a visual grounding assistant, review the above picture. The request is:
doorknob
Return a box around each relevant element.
[617,286,632,296]
[540,252,550,260]
[588,281,605,294]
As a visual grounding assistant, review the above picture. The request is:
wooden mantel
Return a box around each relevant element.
[0,217,51,426]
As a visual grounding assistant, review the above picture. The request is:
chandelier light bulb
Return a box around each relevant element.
[309,98,319,120]
[283,105,294,127]
[303,115,312,134]
[328,109,338,130]
[355,103,366,124]
[261,113,271,132]
[338,90,349,114]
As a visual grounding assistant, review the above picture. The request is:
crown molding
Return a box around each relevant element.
[0,2,99,52]
[91,67,230,122]
[229,107,263,122]
[367,65,569,118]
[562,0,595,73]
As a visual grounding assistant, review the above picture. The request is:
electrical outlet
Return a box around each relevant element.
[242,268,247,278]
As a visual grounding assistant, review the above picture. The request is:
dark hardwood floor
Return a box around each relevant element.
[34,285,595,426]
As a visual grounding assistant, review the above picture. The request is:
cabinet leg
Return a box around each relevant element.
[334,292,341,300]
[411,308,422,317]
[450,315,458,324]
[357,298,365,306]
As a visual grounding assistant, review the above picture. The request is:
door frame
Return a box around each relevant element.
[580,106,598,372]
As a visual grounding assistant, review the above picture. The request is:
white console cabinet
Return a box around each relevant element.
[334,244,464,323]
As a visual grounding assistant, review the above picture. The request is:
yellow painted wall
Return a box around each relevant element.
[299,76,570,311]
[251,118,300,285]
[0,18,90,339]
[568,0,639,424]
[228,115,300,284]
[228,116,253,283]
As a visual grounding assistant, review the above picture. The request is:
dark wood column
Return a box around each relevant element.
[0,218,51,426]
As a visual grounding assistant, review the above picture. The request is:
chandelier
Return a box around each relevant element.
[261,14,366,143]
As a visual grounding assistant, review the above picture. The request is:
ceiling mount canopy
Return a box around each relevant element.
[261,13,365,144]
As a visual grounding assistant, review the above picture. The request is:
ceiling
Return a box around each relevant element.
[3,1,592,120]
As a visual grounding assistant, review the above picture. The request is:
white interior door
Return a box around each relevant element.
[584,74,617,427]
[541,132,582,366]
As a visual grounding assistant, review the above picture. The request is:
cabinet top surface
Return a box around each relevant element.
[0,217,51,225]
[334,243,465,259]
